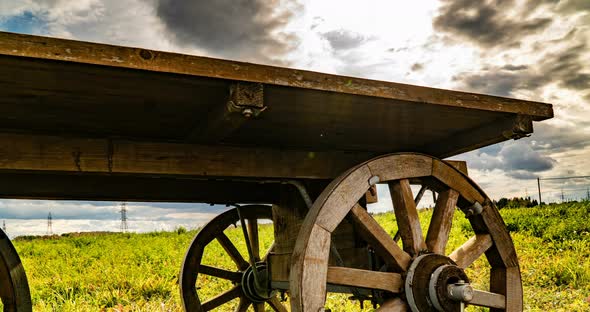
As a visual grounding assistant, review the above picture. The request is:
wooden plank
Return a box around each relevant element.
[326,266,402,293]
[0,32,553,119]
[289,224,331,312]
[423,115,534,158]
[365,185,378,204]
[444,160,468,176]
[187,82,264,143]
[315,165,372,232]
[389,179,427,256]
[432,159,485,205]
[449,234,493,269]
[366,154,433,181]
[470,289,506,309]
[490,266,522,312]
[0,133,374,179]
[469,203,519,268]
[425,189,459,254]
[0,172,283,203]
[349,204,411,271]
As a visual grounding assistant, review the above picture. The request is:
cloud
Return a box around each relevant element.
[462,140,556,179]
[452,39,590,97]
[433,0,554,48]
[155,0,301,64]
[320,29,371,50]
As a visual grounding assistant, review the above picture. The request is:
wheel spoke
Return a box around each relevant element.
[253,302,265,312]
[217,233,249,271]
[199,264,242,282]
[247,218,260,261]
[326,266,403,293]
[449,234,493,269]
[234,297,251,312]
[389,179,426,256]
[201,286,242,311]
[376,298,407,311]
[425,188,459,254]
[349,204,411,271]
[470,289,506,309]
[268,296,288,312]
[414,185,427,206]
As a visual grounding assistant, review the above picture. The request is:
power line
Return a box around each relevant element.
[47,212,53,235]
[120,202,128,233]
[539,175,590,180]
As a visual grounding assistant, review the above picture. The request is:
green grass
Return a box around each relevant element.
[6,202,590,311]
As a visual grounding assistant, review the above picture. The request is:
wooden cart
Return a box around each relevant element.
[0,32,553,312]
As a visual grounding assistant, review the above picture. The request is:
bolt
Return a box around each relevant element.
[447,280,474,302]
[242,108,253,118]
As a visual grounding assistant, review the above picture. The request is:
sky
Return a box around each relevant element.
[0,0,589,237]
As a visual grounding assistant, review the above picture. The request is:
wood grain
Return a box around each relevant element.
[0,31,553,119]
[389,179,427,256]
[426,189,459,254]
[349,204,411,271]
[326,266,402,293]
[449,234,493,269]
[0,133,374,179]
[470,289,506,309]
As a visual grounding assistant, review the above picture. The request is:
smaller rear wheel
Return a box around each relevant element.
[0,228,32,312]
[180,205,287,311]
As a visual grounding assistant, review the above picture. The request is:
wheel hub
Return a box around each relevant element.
[405,254,469,312]
[241,262,275,303]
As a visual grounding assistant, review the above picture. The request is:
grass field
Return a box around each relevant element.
[7,202,590,311]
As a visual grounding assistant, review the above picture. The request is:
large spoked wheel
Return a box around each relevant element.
[180,205,287,311]
[290,153,522,311]
[0,229,32,312]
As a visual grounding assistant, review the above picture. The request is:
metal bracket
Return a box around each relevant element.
[228,82,267,118]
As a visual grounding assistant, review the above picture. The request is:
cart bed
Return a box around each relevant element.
[0,32,553,202]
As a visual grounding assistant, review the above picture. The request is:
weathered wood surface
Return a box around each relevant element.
[0,133,374,179]
[425,188,459,254]
[449,234,493,269]
[290,153,523,311]
[326,266,402,293]
[389,179,427,256]
[0,32,553,119]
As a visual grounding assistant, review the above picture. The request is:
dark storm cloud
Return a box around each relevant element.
[499,143,556,172]
[453,40,590,97]
[463,140,556,179]
[155,0,300,64]
[321,29,371,50]
[433,0,553,48]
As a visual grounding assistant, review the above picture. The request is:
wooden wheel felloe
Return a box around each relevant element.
[290,153,522,312]
[180,205,287,311]
[0,229,32,312]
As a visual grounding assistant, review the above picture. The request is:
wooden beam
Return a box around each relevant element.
[421,115,534,158]
[0,31,553,119]
[187,82,265,143]
[0,133,375,179]
[0,172,285,203]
